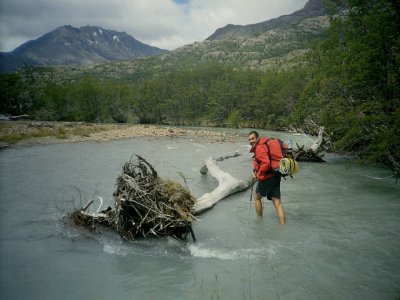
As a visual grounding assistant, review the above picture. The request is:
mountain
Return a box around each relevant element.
[0,25,168,73]
[3,0,335,77]
[164,0,331,72]
[207,0,326,40]
[62,0,332,79]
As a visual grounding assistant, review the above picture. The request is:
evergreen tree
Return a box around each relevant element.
[295,0,400,169]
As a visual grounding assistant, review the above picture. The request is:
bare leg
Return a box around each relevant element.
[254,193,263,217]
[272,197,286,224]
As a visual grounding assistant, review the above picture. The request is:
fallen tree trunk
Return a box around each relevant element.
[0,114,30,121]
[194,156,253,214]
[310,126,325,153]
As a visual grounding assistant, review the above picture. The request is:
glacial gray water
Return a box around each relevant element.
[0,129,399,300]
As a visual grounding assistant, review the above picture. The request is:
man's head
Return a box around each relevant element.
[248,130,259,147]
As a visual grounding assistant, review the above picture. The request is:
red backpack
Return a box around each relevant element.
[264,138,291,171]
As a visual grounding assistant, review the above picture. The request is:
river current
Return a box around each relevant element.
[0,129,399,299]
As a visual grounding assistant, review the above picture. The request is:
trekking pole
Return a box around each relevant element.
[249,180,255,202]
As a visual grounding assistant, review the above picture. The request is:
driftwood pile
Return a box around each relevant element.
[69,155,197,241]
[293,127,328,162]
[293,144,325,162]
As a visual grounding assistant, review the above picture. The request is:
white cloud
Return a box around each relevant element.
[0,0,308,52]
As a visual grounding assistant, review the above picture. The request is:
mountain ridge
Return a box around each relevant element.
[206,0,326,40]
[0,0,333,74]
[0,25,168,72]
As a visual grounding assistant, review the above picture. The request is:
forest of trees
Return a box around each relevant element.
[0,0,399,172]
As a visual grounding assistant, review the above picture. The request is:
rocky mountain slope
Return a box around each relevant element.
[168,0,330,71]
[207,0,326,40]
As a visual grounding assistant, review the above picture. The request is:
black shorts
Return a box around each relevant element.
[256,176,281,200]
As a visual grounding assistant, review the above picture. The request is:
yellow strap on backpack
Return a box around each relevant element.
[279,158,299,176]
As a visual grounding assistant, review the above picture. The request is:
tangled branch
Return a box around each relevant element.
[68,155,197,241]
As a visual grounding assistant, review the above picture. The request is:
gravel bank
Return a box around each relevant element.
[0,121,240,149]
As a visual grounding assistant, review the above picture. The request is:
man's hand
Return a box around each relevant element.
[252,172,258,182]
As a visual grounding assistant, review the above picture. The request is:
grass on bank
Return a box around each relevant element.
[0,121,119,144]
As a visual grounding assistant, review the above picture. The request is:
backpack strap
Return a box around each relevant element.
[264,138,272,163]
[262,139,280,175]
[264,138,281,162]
[277,139,287,158]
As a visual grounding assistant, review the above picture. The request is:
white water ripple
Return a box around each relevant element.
[188,242,277,260]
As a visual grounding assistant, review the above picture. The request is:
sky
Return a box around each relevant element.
[0,0,309,52]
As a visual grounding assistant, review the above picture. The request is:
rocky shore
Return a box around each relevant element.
[0,121,240,149]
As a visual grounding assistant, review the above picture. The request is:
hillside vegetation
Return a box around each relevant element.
[0,0,399,173]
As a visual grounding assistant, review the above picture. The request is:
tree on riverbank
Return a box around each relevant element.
[294,0,400,173]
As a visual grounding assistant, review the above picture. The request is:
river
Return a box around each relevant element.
[0,129,399,299]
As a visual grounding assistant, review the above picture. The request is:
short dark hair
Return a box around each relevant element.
[248,130,259,138]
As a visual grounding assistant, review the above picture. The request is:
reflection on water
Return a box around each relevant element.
[0,131,399,299]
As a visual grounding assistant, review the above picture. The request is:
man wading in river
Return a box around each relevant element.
[248,131,286,224]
